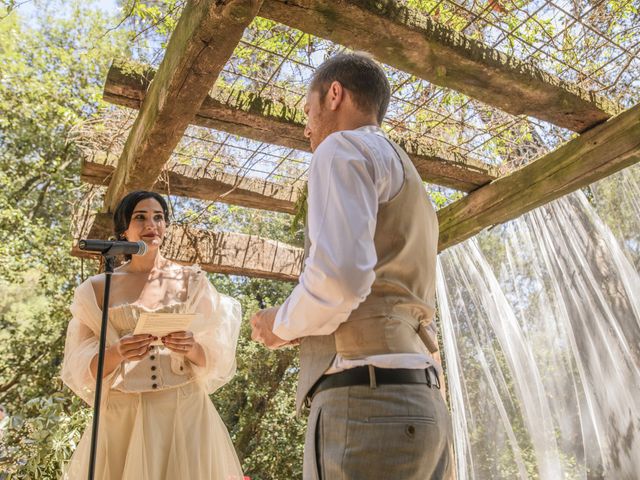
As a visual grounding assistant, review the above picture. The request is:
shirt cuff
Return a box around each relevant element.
[273,300,298,341]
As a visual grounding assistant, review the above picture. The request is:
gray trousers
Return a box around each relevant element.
[303,382,454,480]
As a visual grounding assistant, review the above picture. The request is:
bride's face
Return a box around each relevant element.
[123,197,166,251]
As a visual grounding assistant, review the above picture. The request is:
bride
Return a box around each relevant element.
[61,191,243,479]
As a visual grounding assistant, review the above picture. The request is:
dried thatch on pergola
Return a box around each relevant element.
[72,0,640,281]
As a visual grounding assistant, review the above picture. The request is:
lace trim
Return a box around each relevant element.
[89,264,204,313]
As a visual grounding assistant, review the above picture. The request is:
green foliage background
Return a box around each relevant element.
[0,3,306,478]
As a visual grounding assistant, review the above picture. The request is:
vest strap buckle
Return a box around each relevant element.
[368,365,377,389]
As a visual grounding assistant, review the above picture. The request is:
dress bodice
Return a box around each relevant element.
[62,264,242,404]
[107,278,199,394]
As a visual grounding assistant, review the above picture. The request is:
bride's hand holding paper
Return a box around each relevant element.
[161,330,194,352]
[162,331,206,367]
[113,333,156,361]
[131,312,205,365]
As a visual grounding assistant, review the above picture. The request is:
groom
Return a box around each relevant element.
[250,52,453,479]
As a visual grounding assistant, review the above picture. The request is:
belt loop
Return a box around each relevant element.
[368,365,377,389]
[428,367,440,390]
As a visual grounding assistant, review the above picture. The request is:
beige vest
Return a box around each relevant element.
[296,135,439,412]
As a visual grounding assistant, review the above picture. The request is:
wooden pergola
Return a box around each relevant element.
[72,0,640,281]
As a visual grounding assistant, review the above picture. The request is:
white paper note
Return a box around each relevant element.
[133,312,200,345]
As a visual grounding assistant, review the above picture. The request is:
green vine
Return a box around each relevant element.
[290,183,308,235]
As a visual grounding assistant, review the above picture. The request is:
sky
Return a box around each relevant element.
[11,0,121,25]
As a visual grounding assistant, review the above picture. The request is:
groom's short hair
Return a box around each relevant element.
[311,52,391,124]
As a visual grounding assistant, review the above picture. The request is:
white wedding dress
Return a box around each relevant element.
[61,265,244,479]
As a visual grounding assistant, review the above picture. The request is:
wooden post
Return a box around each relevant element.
[104,0,264,211]
[438,103,640,251]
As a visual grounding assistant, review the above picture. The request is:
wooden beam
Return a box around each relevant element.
[105,60,497,192]
[104,0,264,212]
[163,224,303,281]
[437,103,640,251]
[82,156,300,214]
[72,213,304,281]
[259,0,619,133]
[103,60,309,152]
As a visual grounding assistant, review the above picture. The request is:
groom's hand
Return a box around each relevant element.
[250,306,290,350]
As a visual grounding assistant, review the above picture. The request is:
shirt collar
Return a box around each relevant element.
[355,124,386,136]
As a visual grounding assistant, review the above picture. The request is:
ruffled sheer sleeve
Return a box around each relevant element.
[187,270,242,394]
[61,278,121,406]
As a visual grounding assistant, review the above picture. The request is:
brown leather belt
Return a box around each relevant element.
[308,366,440,403]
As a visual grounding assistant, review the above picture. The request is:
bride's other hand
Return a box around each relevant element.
[161,330,195,353]
[162,331,206,366]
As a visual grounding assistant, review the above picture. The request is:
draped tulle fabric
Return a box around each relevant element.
[63,382,244,480]
[60,265,244,479]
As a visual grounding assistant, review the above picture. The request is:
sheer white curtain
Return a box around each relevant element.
[437,165,640,479]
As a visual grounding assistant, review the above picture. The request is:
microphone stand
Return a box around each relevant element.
[87,254,115,480]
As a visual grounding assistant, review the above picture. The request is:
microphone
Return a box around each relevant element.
[78,239,148,256]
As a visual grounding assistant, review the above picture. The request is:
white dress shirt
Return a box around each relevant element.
[273,125,436,373]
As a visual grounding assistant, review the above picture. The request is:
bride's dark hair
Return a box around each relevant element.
[113,191,171,260]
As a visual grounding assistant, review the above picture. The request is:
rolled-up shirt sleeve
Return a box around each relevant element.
[273,132,380,340]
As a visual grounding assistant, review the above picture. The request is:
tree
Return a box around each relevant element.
[0,4,308,478]
[0,3,126,477]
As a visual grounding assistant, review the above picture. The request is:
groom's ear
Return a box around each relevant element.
[327,80,345,112]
